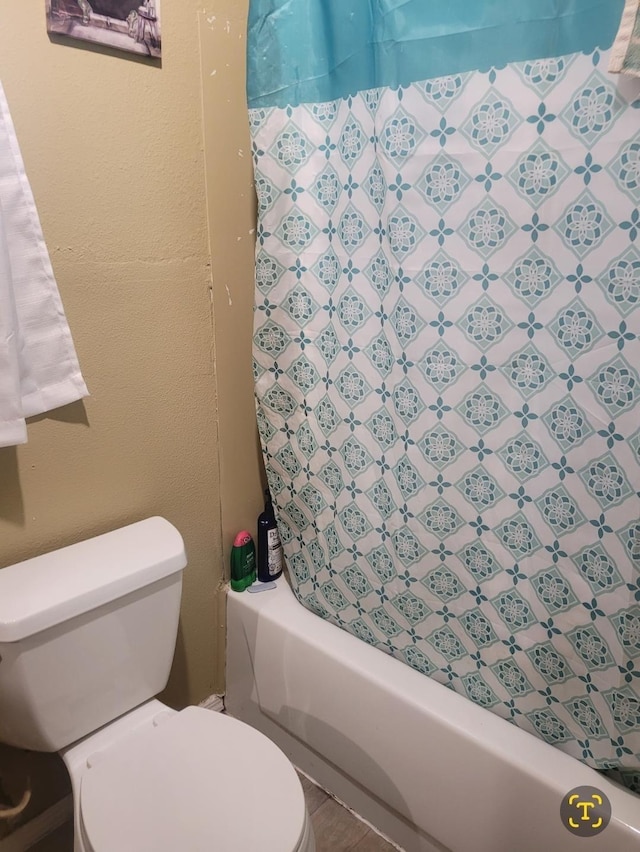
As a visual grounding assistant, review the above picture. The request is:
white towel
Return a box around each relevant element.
[0,82,88,448]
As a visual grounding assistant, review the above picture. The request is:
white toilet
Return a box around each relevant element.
[0,517,315,852]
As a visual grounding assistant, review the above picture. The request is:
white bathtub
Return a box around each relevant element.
[226,578,640,852]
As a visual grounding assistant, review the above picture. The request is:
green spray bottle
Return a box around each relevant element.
[230,531,256,591]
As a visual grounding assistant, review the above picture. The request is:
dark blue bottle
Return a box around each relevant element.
[257,491,283,582]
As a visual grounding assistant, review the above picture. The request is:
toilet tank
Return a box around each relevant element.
[0,518,186,752]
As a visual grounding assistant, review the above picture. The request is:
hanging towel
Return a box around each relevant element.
[0,82,88,449]
[609,0,640,76]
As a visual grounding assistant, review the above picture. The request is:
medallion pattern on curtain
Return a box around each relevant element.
[250,38,640,784]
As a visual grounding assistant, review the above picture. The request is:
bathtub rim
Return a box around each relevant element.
[226,576,640,852]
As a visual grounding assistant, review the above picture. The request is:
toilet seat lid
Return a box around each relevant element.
[80,706,306,852]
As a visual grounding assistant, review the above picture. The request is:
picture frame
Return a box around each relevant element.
[46,0,161,58]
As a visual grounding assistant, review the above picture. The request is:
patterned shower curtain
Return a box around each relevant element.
[248,0,640,786]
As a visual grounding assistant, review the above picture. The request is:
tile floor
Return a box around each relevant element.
[300,773,398,852]
[29,820,73,852]
[28,773,398,851]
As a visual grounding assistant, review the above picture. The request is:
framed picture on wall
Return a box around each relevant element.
[46,0,161,58]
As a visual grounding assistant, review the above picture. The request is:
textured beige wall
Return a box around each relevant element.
[200,1,265,560]
[0,0,261,830]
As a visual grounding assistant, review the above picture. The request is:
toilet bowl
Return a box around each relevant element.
[0,518,315,852]
[66,704,314,852]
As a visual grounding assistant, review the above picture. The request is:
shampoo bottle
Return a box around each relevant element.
[230,531,256,591]
[257,491,283,582]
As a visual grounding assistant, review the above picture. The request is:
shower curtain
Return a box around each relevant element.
[248,0,640,787]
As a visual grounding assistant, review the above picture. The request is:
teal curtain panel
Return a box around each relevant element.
[248,0,624,108]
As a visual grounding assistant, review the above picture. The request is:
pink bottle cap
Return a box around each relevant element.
[233,530,253,547]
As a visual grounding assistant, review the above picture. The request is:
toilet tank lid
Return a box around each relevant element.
[0,517,186,643]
